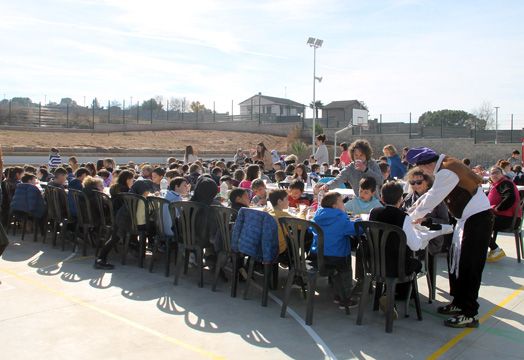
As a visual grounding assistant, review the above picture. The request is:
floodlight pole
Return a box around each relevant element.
[494,106,500,144]
[312,45,317,155]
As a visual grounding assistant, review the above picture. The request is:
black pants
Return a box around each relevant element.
[449,210,494,317]
[489,215,513,250]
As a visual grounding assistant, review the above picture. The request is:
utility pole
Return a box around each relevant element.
[494,106,500,144]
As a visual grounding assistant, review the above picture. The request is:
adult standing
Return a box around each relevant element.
[321,139,383,192]
[314,134,329,166]
[383,144,407,179]
[251,142,273,172]
[339,142,351,167]
[184,145,198,164]
[406,147,494,328]
[233,148,247,166]
[486,166,521,262]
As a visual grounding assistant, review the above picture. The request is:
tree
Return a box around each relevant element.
[92,98,102,109]
[11,97,33,106]
[168,97,183,112]
[309,100,324,118]
[141,98,163,111]
[110,100,122,110]
[418,109,484,129]
[189,101,207,113]
[472,101,495,130]
[59,98,78,107]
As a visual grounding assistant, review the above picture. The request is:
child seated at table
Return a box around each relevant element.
[311,192,358,309]
[308,164,321,186]
[251,179,267,206]
[267,189,307,258]
[274,170,286,183]
[345,177,383,215]
[162,177,190,235]
[369,181,424,318]
[288,179,311,208]
[229,188,250,221]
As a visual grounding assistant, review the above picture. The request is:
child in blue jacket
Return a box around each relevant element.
[311,192,358,309]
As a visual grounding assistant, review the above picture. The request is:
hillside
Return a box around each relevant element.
[0,129,289,154]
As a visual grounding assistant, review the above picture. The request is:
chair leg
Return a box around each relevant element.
[262,263,271,307]
[412,278,423,320]
[271,263,279,290]
[173,245,185,286]
[121,233,129,265]
[212,251,228,292]
[183,249,190,275]
[52,221,59,247]
[373,282,383,311]
[230,254,239,298]
[385,278,397,333]
[403,281,413,318]
[164,241,173,278]
[32,219,38,242]
[138,233,145,268]
[82,227,88,256]
[515,231,522,263]
[149,238,157,273]
[21,215,27,241]
[243,257,255,300]
[305,274,317,326]
[196,248,204,288]
[280,268,296,319]
[519,232,524,263]
[357,276,372,325]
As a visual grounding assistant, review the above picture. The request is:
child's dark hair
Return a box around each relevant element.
[245,164,260,181]
[359,176,377,192]
[311,164,320,172]
[251,178,265,190]
[381,181,404,205]
[288,179,305,192]
[168,177,187,191]
[321,192,341,208]
[275,170,286,182]
[316,134,326,142]
[379,162,390,174]
[75,167,90,178]
[21,173,36,183]
[229,188,247,204]
[153,167,166,177]
[97,169,110,179]
[268,189,288,207]
[54,167,67,177]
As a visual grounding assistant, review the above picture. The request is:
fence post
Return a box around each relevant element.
[92,100,95,130]
[66,103,69,128]
[39,102,42,127]
[440,117,443,138]
[474,118,477,144]
[379,114,382,134]
[231,99,234,122]
[150,101,153,124]
[166,100,169,122]
[8,100,11,124]
[213,101,216,122]
[409,112,412,139]
[107,100,111,125]
[136,101,139,124]
[122,99,126,125]
[511,114,514,143]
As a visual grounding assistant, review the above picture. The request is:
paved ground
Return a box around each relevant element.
[0,233,523,360]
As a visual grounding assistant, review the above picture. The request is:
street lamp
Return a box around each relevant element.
[494,106,500,144]
[307,37,323,155]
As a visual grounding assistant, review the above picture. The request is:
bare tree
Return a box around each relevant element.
[168,97,183,112]
[473,101,495,130]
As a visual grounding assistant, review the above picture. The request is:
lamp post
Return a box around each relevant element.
[494,106,500,144]
[307,37,323,155]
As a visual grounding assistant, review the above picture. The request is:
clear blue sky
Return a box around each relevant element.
[1,0,522,123]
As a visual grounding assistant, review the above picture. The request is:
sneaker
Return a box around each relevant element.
[444,314,479,328]
[379,295,398,320]
[486,248,506,262]
[437,303,462,315]
[333,295,341,304]
[94,259,114,270]
[338,298,359,310]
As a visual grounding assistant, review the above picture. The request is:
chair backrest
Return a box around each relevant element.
[277,182,290,189]
[211,206,236,252]
[53,186,71,221]
[44,186,60,221]
[147,196,171,237]
[511,197,524,230]
[171,201,210,247]
[93,191,114,229]
[69,189,94,227]
[118,193,148,233]
[278,217,325,274]
[354,221,410,282]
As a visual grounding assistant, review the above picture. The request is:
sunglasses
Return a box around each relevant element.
[409,180,424,186]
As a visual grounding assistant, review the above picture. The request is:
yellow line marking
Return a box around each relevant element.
[427,285,524,360]
[0,267,225,360]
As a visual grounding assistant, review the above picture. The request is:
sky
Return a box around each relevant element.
[1,0,523,124]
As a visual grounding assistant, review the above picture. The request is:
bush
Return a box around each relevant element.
[288,140,311,162]
[314,122,323,136]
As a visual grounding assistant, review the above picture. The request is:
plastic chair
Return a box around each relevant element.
[277,182,290,189]
[354,221,423,333]
[118,193,149,268]
[92,191,115,256]
[69,189,96,256]
[7,209,38,242]
[210,206,237,293]
[278,217,344,325]
[147,196,177,277]
[53,186,75,251]
[491,198,524,263]
[43,186,60,245]
[171,201,211,288]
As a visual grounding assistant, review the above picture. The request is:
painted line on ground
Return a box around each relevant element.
[0,267,226,360]
[426,285,524,360]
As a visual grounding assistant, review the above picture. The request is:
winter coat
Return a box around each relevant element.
[311,207,357,257]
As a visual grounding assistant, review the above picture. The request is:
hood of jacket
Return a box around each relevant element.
[313,206,347,226]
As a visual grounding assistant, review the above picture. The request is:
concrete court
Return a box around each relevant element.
[0,233,523,360]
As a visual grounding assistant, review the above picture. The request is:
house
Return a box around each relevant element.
[322,100,368,128]
[239,93,306,120]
